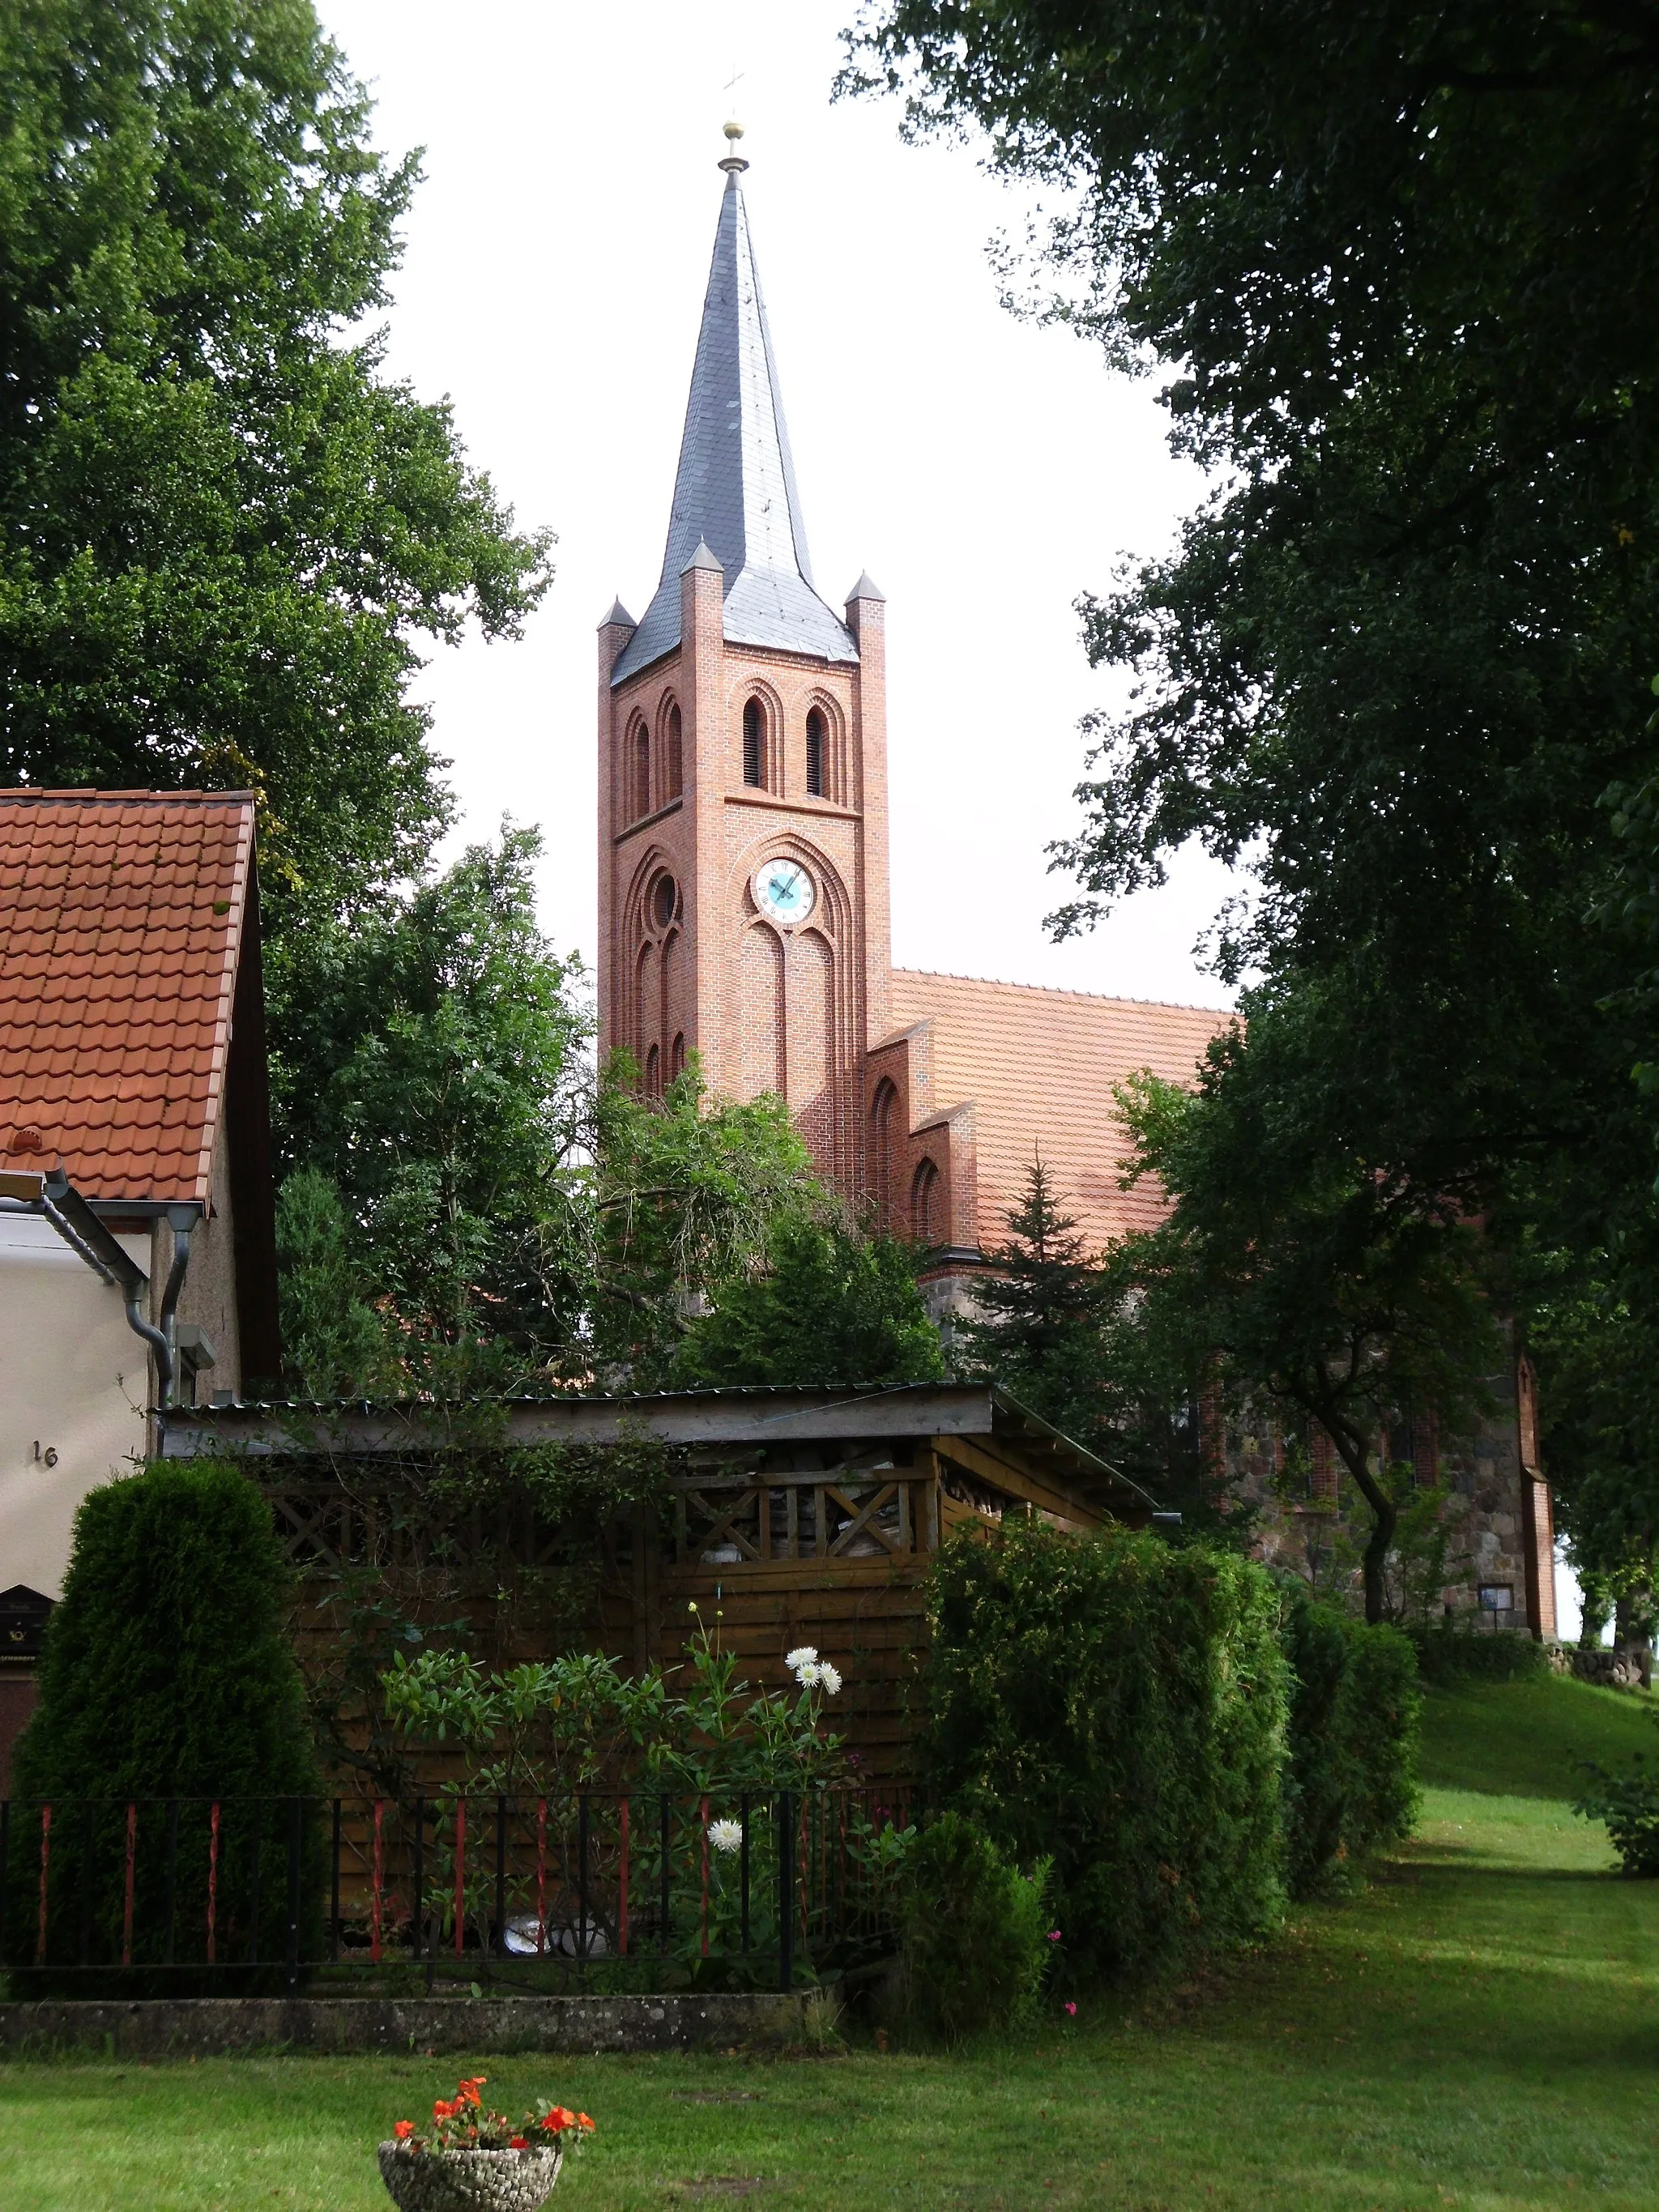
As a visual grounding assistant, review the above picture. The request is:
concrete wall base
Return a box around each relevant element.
[0,1989,838,2057]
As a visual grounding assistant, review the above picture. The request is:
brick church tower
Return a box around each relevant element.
[597,128,890,1197]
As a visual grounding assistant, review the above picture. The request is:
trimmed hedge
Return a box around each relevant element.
[1407,1622,1550,1685]
[919,1519,1290,1981]
[6,1459,323,1993]
[1281,1584,1421,1896]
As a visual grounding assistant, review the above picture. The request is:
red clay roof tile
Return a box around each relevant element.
[0,791,254,1203]
[887,969,1236,1252]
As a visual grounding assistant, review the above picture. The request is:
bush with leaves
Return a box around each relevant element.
[919,1517,1288,1981]
[675,1215,944,1388]
[1406,1622,1551,1685]
[893,1812,1051,2044]
[1280,1584,1421,1897]
[1574,1732,1659,1877]
[7,1460,323,1992]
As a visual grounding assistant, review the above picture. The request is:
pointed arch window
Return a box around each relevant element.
[743,697,765,787]
[911,1158,940,1247]
[870,1079,898,1228]
[805,707,826,798]
[665,702,683,799]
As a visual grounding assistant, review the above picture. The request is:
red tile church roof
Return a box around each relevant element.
[0,791,255,1204]
[886,969,1235,1252]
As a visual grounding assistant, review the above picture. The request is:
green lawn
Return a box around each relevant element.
[3,1674,1657,2210]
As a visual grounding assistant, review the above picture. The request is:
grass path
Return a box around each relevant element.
[2,1676,1656,2210]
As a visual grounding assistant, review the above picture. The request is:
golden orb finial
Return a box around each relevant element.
[719,118,749,176]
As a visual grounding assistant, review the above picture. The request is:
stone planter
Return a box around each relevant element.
[377,2141,563,2212]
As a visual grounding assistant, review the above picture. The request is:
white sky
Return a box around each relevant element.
[318,0,1236,1012]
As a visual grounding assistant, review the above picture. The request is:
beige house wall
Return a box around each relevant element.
[0,1214,149,1600]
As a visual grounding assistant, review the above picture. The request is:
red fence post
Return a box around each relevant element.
[122,1803,137,1967]
[453,1798,467,1958]
[34,1805,50,1967]
[371,1800,385,1965]
[535,1798,548,1955]
[207,1802,220,1964]
[699,1794,710,1958]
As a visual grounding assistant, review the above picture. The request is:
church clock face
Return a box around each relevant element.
[753,858,815,926]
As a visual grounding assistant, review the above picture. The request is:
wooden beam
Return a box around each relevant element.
[930,1434,1105,1528]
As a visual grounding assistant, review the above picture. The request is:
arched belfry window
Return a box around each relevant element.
[805,707,826,798]
[665,703,683,799]
[743,697,764,788]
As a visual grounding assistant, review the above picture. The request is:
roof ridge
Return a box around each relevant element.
[0,788,256,805]
[892,966,1235,1016]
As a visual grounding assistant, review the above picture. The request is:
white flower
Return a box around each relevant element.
[707,1818,744,1855]
[793,1660,822,1688]
[816,1662,842,1697]
[785,1645,818,1674]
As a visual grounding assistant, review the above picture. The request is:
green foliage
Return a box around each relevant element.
[378,1612,848,1800]
[1574,1719,1659,1877]
[954,1161,1115,1435]
[844,3,1659,1591]
[592,1058,827,1383]
[675,1216,943,1388]
[271,826,590,1392]
[7,1460,322,1989]
[0,0,549,911]
[919,1517,1288,1981]
[273,1168,398,1399]
[1407,1625,1551,1686]
[1113,1063,1502,1622]
[1280,1587,1422,1897]
[894,1813,1051,2044]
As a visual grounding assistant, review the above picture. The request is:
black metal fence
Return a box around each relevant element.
[0,1788,914,1995]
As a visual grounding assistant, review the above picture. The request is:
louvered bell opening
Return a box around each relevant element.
[806,708,825,797]
[743,698,763,786]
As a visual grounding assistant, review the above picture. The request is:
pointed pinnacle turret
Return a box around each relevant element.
[612,153,859,684]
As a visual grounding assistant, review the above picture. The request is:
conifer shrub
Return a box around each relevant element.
[893,1811,1051,2044]
[919,1519,1289,1982]
[1281,1584,1421,1895]
[5,1459,323,1993]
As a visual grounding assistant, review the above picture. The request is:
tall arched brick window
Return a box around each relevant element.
[911,1158,940,1247]
[631,722,651,820]
[664,702,683,799]
[742,697,766,787]
[805,707,826,798]
[870,1079,898,1228]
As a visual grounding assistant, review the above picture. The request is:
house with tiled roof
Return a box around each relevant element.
[0,789,279,1784]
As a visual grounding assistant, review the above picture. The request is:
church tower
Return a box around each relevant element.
[598,130,890,1196]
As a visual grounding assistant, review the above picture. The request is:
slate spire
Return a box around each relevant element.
[612,138,858,684]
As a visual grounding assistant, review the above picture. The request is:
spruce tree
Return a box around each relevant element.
[955,1161,1115,1446]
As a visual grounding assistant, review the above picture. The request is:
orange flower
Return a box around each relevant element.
[544,2106,576,2133]
[433,2099,456,2121]
[510,2136,530,2150]
[458,2077,485,2107]
[393,2121,415,2142]
[577,2115,595,2133]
